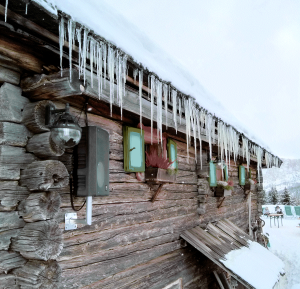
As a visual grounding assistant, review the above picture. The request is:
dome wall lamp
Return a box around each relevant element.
[45,103,82,149]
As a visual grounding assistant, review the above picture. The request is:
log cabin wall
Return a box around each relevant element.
[0,60,260,289]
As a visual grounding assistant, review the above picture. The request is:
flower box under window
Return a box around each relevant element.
[145,167,176,183]
[215,187,232,197]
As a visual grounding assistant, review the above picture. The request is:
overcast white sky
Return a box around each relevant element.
[103,0,300,159]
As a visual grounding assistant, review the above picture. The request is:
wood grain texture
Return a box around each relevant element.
[0,180,29,211]
[0,274,18,289]
[0,145,37,181]
[0,65,20,85]
[0,122,32,147]
[18,191,61,222]
[0,83,28,122]
[26,132,65,158]
[0,251,26,274]
[20,160,69,191]
[11,220,63,261]
[13,260,62,289]
[22,100,54,133]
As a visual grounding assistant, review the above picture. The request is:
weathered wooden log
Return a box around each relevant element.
[0,181,29,211]
[59,241,183,288]
[13,260,61,289]
[0,145,37,181]
[0,251,26,274]
[18,191,61,222]
[0,54,22,73]
[20,160,69,191]
[0,146,37,167]
[0,34,44,73]
[0,83,28,123]
[22,100,54,133]
[46,153,73,173]
[197,203,207,215]
[26,132,65,158]
[21,70,83,100]
[0,122,32,147]
[0,65,20,85]
[11,220,63,261]
[0,274,18,289]
[0,212,25,250]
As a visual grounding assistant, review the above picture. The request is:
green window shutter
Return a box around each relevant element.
[239,165,246,185]
[209,161,217,187]
[167,139,178,169]
[224,165,228,181]
[123,126,145,172]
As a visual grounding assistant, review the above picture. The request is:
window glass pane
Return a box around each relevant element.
[170,144,176,168]
[209,162,217,186]
[130,132,142,168]
[239,165,246,185]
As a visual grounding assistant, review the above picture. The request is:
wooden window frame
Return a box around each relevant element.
[123,126,145,172]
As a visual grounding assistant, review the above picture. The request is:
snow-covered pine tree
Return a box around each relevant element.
[258,190,268,205]
[280,187,291,205]
[268,187,279,205]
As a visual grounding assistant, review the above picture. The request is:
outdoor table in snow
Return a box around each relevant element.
[269,214,283,228]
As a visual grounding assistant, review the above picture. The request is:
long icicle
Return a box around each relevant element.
[156,79,163,143]
[59,17,65,76]
[150,75,155,144]
[184,98,191,159]
[139,69,143,131]
[163,84,168,129]
[5,0,8,22]
[82,28,89,85]
[196,110,202,169]
[172,89,177,133]
[89,37,95,88]
[68,19,75,82]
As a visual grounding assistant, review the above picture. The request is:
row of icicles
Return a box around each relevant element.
[58,16,279,179]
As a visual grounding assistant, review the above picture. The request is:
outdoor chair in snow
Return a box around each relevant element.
[294,206,300,218]
[284,206,294,218]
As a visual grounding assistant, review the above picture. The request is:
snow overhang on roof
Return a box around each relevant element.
[181,219,285,289]
[3,0,282,169]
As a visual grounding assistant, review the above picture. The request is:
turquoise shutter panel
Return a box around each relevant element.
[209,161,217,187]
[123,126,145,172]
[167,139,178,170]
[223,165,228,181]
[239,165,246,185]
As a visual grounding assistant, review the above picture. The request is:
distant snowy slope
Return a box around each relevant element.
[263,159,300,193]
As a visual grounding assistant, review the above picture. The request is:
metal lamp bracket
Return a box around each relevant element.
[65,212,88,230]
[45,103,69,127]
[64,196,93,230]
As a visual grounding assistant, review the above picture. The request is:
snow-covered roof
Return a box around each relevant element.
[181,219,284,289]
[26,0,281,168]
[221,240,284,289]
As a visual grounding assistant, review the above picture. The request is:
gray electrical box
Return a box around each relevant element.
[74,126,109,196]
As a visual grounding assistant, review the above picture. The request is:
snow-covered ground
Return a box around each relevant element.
[262,215,300,289]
